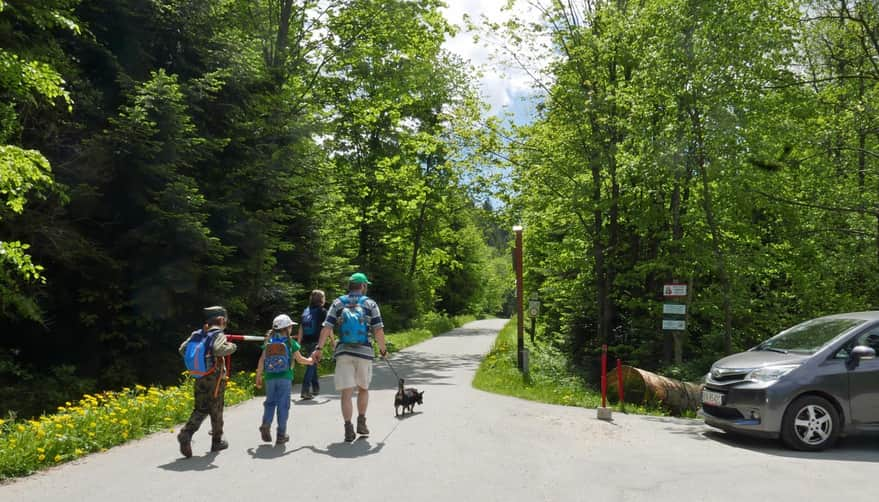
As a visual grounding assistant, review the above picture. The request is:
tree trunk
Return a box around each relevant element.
[691,108,734,354]
[607,365,703,415]
[409,201,427,278]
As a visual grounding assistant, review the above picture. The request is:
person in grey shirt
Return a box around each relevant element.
[312,273,387,442]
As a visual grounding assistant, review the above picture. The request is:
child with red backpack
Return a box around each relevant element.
[255,314,314,445]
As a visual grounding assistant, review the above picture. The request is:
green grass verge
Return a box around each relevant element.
[473,320,668,416]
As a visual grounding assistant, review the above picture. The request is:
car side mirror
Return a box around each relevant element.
[851,345,876,361]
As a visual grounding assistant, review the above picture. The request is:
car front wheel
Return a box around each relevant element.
[781,395,840,451]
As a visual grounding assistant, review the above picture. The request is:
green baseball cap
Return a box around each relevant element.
[349,272,372,284]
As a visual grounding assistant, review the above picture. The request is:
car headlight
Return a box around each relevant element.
[746,365,800,382]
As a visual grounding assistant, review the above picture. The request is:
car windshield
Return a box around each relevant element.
[756,318,866,354]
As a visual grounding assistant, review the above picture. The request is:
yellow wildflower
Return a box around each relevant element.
[17,425,25,432]
[38,454,46,462]
[122,431,128,439]
[75,448,84,456]
[0,418,5,427]
[54,454,62,462]
[88,432,95,438]
[37,447,45,453]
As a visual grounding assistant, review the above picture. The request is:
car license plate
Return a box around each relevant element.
[702,389,724,406]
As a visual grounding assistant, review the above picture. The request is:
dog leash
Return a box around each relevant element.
[383,356,402,380]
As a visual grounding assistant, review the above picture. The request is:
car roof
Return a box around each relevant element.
[819,311,879,322]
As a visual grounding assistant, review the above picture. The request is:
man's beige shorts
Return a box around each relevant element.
[334,355,373,390]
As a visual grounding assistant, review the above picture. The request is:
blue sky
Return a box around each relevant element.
[440,0,547,125]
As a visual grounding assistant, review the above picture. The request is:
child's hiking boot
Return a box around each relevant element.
[276,433,289,445]
[259,424,272,442]
[356,415,369,436]
[177,431,192,458]
[344,421,356,442]
[210,438,229,452]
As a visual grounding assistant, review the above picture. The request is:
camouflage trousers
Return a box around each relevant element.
[180,372,226,439]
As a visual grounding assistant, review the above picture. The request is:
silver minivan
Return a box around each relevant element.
[702,311,879,451]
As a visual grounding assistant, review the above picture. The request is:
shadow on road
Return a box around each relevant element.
[157,451,219,472]
[651,416,879,462]
[698,430,879,462]
[302,351,485,396]
[247,444,306,460]
[436,326,505,338]
[293,398,333,406]
[303,439,385,459]
[369,352,484,391]
[394,411,422,421]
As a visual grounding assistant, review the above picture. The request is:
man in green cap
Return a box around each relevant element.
[177,306,237,457]
[312,273,387,442]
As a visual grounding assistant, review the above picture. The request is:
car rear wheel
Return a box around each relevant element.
[781,395,840,451]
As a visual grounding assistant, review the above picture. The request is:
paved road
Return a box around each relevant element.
[3,319,878,502]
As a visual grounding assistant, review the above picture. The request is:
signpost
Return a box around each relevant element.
[663,282,690,364]
[661,319,686,331]
[662,304,686,315]
[528,296,540,344]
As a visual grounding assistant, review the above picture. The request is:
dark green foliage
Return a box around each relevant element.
[0,0,507,418]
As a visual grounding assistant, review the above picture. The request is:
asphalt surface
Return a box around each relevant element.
[3,318,878,502]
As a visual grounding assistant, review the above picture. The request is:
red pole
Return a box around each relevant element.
[616,358,624,404]
[601,344,608,408]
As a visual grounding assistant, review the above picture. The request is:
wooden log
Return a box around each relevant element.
[606,364,703,414]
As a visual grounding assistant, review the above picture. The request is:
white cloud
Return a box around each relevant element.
[440,0,550,118]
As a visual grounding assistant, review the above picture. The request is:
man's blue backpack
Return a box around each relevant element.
[183,329,216,378]
[263,333,291,374]
[338,295,369,345]
[301,307,319,342]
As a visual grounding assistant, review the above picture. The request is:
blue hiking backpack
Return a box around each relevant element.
[338,295,370,345]
[263,333,291,374]
[183,329,216,378]
[301,306,319,343]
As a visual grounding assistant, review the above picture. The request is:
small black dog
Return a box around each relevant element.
[402,388,424,414]
[394,378,425,416]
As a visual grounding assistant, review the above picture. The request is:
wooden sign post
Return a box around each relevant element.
[663,283,689,364]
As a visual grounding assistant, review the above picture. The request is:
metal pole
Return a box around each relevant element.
[601,344,608,408]
[530,316,536,345]
[513,225,524,371]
